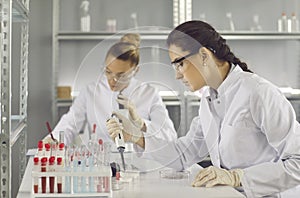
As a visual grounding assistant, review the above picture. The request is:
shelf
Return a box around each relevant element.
[220,31,300,40]
[10,115,27,147]
[57,30,170,40]
[57,31,300,41]
[56,98,73,107]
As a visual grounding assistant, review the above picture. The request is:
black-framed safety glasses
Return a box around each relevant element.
[171,52,197,72]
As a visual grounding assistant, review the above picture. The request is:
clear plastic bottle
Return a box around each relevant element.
[80,0,91,32]
[226,12,235,31]
[278,12,289,32]
[250,14,262,31]
[291,12,299,32]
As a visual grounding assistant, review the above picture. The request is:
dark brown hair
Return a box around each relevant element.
[167,20,252,73]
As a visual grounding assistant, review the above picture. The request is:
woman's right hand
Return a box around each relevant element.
[106,111,143,143]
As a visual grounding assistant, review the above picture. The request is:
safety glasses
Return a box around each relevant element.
[104,66,138,83]
[171,52,197,72]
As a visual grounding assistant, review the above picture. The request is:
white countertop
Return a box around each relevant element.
[18,155,245,198]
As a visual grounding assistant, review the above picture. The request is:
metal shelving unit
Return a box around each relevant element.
[0,0,29,197]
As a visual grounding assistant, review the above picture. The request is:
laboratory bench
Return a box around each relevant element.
[17,154,245,198]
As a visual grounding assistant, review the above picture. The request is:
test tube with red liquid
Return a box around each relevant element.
[48,156,56,193]
[33,157,39,193]
[41,157,47,193]
[37,141,44,156]
[57,157,63,193]
[44,143,51,157]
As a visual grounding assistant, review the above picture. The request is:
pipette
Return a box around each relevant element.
[111,114,126,171]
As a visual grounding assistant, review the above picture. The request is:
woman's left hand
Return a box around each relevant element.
[117,94,145,129]
[191,166,244,187]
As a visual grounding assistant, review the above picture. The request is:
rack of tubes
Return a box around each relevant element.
[31,137,112,197]
[31,166,112,197]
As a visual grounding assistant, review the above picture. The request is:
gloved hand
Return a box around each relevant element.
[191,166,244,188]
[43,135,58,145]
[117,94,145,129]
[106,111,143,143]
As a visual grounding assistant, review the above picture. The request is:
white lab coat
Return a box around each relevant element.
[52,77,177,146]
[143,66,300,197]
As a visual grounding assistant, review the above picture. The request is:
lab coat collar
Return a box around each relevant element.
[215,65,243,97]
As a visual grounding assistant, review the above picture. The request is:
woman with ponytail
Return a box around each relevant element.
[107,21,300,197]
[45,33,177,149]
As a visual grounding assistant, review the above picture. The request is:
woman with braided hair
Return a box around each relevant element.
[107,21,300,197]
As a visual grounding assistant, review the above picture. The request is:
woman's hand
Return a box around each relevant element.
[192,166,244,188]
[106,111,143,143]
[117,95,145,129]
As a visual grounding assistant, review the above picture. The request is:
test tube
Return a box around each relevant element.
[37,141,44,156]
[97,139,104,165]
[33,157,39,193]
[89,146,95,192]
[50,141,57,157]
[64,146,72,193]
[48,156,56,193]
[57,157,63,193]
[80,145,87,193]
[103,142,111,166]
[104,176,110,192]
[41,157,48,193]
[44,143,51,157]
[57,143,65,158]
[97,177,103,193]
[59,131,64,143]
[73,147,79,193]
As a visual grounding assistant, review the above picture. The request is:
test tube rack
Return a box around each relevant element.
[31,166,112,197]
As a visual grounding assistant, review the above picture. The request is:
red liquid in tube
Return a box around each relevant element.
[49,156,55,193]
[33,157,39,193]
[41,157,47,193]
[57,157,63,193]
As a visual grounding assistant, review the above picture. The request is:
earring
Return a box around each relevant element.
[203,62,207,67]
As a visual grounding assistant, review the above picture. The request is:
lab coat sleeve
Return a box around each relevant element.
[143,116,209,170]
[143,93,178,141]
[242,83,300,197]
[51,88,88,145]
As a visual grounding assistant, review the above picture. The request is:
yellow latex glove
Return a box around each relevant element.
[191,166,244,188]
[106,111,143,143]
[117,94,144,129]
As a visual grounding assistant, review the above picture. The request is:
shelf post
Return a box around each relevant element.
[0,0,12,197]
[19,20,29,185]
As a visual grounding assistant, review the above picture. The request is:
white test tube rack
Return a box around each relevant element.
[31,165,112,197]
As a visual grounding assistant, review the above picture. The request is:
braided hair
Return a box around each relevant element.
[167,20,252,73]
